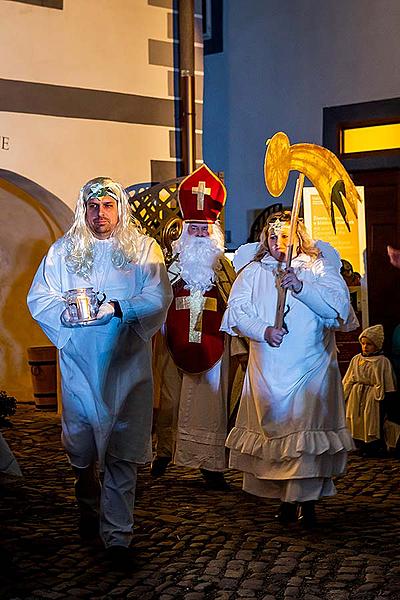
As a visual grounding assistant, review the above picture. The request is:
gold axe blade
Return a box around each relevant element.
[264,131,362,231]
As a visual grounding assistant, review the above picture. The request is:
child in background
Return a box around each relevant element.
[343,324,396,456]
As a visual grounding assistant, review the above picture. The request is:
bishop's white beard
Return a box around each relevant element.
[174,230,224,293]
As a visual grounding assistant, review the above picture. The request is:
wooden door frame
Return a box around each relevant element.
[323,97,400,173]
[323,98,400,349]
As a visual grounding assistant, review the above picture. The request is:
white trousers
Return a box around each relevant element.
[74,455,138,548]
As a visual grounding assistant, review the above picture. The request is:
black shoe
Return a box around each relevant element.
[79,514,99,540]
[363,444,388,458]
[297,501,317,528]
[150,456,171,477]
[200,469,229,490]
[105,545,136,572]
[275,502,298,525]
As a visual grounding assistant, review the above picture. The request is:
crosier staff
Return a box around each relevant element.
[274,173,304,329]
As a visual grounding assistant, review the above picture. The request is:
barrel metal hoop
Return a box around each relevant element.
[28,360,56,366]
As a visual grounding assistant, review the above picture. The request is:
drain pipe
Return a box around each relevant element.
[179,0,196,175]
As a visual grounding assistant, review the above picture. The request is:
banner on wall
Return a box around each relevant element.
[303,186,368,329]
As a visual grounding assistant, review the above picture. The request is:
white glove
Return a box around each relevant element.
[60,308,80,328]
[83,302,115,327]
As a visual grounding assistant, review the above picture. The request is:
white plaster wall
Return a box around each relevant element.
[0,0,175,205]
[203,0,400,248]
[0,0,172,98]
[0,112,172,211]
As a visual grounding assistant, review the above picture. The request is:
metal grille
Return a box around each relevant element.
[127,177,185,260]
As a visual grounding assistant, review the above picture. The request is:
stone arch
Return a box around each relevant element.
[0,171,73,402]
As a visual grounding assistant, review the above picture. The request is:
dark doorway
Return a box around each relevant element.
[352,169,400,350]
[323,97,400,353]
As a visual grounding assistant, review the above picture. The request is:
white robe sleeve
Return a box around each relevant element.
[220,265,268,342]
[314,241,358,331]
[27,242,72,350]
[342,355,358,400]
[118,238,173,342]
[293,258,350,323]
[374,357,397,401]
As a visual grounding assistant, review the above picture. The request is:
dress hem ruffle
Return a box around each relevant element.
[225,426,355,463]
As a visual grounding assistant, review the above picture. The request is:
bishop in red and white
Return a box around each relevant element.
[152,163,247,489]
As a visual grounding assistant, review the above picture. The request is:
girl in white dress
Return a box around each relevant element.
[221,211,354,527]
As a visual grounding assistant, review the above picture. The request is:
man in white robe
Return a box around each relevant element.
[27,177,172,566]
[221,210,354,527]
[152,165,246,489]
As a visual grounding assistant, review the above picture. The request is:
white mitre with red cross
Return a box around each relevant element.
[178,163,226,223]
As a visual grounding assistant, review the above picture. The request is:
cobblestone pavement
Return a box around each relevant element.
[1,405,400,600]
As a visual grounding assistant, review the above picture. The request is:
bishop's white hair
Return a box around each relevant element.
[64,177,143,280]
[172,221,225,292]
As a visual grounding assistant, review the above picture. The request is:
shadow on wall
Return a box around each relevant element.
[0,172,73,401]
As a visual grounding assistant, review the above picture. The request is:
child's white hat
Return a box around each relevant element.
[359,324,384,351]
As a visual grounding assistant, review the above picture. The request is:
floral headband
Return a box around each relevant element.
[86,183,120,202]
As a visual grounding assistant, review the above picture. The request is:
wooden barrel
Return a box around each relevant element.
[27,346,57,410]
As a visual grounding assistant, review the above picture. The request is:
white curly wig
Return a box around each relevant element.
[64,177,143,279]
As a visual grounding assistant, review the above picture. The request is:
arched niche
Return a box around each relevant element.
[0,171,73,402]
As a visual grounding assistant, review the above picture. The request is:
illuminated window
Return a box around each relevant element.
[342,123,400,154]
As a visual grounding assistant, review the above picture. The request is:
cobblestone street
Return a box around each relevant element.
[1,405,400,600]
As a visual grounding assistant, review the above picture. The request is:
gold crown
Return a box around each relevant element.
[268,218,288,234]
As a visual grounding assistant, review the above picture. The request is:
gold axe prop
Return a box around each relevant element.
[264,131,362,329]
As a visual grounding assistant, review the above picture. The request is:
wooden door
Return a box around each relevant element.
[352,169,400,352]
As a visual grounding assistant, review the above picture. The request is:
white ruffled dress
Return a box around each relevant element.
[221,253,354,502]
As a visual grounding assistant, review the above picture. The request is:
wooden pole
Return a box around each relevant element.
[274,173,305,329]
